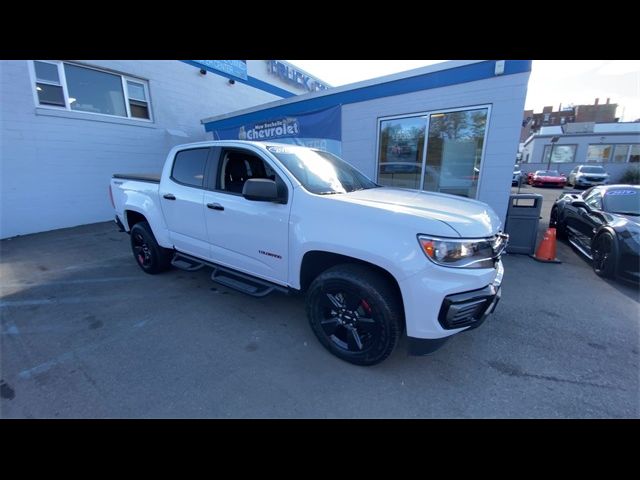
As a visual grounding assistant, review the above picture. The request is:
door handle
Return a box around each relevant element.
[163,193,176,200]
[207,203,224,211]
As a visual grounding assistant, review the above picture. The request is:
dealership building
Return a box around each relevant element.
[520,122,640,180]
[1,59,531,238]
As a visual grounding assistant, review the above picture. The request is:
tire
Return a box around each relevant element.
[305,264,403,366]
[592,232,617,279]
[549,207,567,240]
[130,221,173,274]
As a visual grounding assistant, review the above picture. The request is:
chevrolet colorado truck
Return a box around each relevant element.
[110,141,507,365]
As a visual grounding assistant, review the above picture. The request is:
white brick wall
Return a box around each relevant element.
[0,60,287,238]
[341,72,530,224]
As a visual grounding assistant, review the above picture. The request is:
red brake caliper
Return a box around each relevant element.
[360,299,372,315]
[138,254,144,264]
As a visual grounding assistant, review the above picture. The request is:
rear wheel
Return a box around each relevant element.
[130,221,172,274]
[592,232,617,279]
[306,264,403,366]
[549,207,567,240]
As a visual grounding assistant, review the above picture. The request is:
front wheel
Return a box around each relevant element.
[592,232,617,279]
[306,264,403,366]
[130,221,172,274]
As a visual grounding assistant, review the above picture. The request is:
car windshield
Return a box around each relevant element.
[580,166,605,174]
[537,170,560,176]
[603,189,640,215]
[267,145,378,194]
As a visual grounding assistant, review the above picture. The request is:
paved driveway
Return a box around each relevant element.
[1,198,638,418]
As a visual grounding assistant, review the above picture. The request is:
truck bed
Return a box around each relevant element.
[113,173,160,183]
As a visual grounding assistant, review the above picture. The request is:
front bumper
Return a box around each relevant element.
[402,259,504,354]
[576,178,608,186]
[438,284,501,330]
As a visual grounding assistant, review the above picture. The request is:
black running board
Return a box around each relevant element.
[172,252,288,297]
[211,268,277,297]
[171,255,205,271]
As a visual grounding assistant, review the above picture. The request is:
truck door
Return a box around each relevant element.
[159,147,213,260]
[202,147,291,285]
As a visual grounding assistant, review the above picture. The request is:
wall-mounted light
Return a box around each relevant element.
[199,69,207,75]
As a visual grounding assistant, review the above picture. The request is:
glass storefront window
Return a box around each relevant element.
[630,145,640,163]
[612,145,630,163]
[542,145,577,163]
[423,108,488,198]
[377,116,426,189]
[586,145,612,163]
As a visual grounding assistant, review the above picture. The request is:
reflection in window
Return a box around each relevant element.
[64,64,127,117]
[542,145,577,163]
[586,145,612,163]
[377,117,426,189]
[423,108,488,198]
[612,145,630,163]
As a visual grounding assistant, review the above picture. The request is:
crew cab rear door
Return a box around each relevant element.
[159,147,216,260]
[202,146,291,285]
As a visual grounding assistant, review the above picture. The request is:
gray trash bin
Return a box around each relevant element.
[504,194,543,254]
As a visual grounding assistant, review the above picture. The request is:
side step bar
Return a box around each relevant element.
[172,252,288,297]
[171,255,205,271]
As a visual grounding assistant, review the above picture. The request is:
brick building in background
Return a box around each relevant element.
[521,98,618,142]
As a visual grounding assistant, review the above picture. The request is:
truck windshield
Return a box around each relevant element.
[267,145,378,195]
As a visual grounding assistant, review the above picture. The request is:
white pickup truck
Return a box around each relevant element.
[110,140,507,365]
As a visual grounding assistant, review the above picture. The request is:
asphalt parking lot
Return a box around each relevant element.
[1,187,638,418]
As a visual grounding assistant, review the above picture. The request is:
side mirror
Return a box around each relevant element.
[572,200,590,211]
[242,178,278,202]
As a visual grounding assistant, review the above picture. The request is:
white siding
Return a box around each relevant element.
[341,72,530,225]
[0,60,287,238]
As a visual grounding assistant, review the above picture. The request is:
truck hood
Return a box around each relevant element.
[330,187,502,238]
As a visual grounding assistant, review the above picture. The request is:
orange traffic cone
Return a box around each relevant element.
[531,227,562,263]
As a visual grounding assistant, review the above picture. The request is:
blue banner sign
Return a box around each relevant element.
[190,60,247,80]
[211,105,341,155]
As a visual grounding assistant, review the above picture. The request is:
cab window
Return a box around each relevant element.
[215,148,287,200]
[584,190,603,210]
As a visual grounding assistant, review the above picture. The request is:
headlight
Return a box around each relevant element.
[418,234,508,269]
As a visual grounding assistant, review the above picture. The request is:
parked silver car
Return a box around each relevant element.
[567,165,609,188]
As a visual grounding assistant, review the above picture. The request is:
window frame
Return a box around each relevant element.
[28,60,153,122]
[374,104,492,199]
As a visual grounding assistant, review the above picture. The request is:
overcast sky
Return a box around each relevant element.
[286,60,640,122]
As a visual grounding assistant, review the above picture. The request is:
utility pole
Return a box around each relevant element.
[548,136,560,170]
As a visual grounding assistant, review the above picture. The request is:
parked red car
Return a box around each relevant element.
[528,170,566,188]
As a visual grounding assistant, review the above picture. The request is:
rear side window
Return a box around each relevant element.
[171,148,209,187]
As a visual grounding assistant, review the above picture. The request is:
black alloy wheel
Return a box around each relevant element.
[306,264,402,366]
[550,207,567,240]
[129,221,172,274]
[592,232,617,279]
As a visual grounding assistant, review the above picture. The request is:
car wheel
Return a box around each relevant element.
[306,264,403,366]
[592,232,617,279]
[549,207,567,240]
[130,221,173,274]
